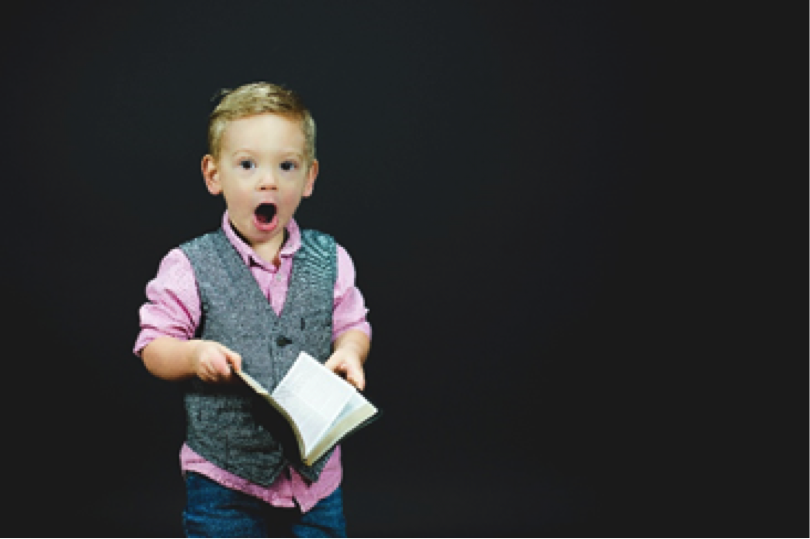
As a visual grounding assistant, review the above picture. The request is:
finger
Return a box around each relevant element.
[214,354,231,377]
[345,364,365,391]
[198,350,230,382]
[202,352,231,381]
[201,359,220,383]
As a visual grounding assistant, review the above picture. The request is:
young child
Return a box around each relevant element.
[134,82,371,537]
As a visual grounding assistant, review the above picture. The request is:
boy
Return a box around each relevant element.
[134,82,371,537]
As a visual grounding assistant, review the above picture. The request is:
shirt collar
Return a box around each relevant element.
[221,211,302,268]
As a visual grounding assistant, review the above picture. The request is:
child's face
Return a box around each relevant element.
[202,113,317,252]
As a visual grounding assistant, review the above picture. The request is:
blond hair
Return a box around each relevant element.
[207,82,316,166]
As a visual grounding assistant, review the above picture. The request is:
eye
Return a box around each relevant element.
[239,159,255,171]
[280,160,298,172]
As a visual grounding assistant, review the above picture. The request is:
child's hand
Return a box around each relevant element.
[190,340,242,383]
[324,349,365,391]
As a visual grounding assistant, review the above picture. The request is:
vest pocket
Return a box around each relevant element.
[301,308,332,329]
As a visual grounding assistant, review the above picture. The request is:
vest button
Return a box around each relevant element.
[276,336,293,347]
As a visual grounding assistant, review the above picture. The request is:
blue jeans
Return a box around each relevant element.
[182,472,347,538]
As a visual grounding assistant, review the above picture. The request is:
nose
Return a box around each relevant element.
[257,169,277,190]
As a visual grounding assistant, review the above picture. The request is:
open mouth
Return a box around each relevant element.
[255,203,277,224]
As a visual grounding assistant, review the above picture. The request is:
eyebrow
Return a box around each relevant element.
[230,148,304,158]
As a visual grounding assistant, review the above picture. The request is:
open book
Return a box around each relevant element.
[235,351,379,466]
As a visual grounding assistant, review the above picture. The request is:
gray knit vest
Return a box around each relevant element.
[179,227,337,486]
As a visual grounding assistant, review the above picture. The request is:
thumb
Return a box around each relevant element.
[217,344,242,373]
[324,353,343,373]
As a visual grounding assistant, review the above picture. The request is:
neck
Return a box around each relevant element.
[256,229,288,266]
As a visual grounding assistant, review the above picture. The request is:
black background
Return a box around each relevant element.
[0,1,804,537]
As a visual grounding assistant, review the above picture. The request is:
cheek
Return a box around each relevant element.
[278,189,304,211]
[224,185,253,211]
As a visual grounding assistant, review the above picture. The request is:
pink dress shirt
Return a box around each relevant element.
[134,212,371,511]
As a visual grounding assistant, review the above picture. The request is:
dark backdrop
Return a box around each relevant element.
[0,1,804,537]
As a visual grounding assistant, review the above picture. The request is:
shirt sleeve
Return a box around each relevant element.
[332,244,372,342]
[133,248,202,357]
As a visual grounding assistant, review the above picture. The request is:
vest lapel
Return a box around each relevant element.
[211,229,280,323]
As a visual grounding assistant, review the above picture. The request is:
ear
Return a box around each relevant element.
[202,155,222,195]
[302,159,319,198]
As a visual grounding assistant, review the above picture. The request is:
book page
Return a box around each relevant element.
[271,352,355,456]
[332,391,374,427]
[305,391,378,465]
